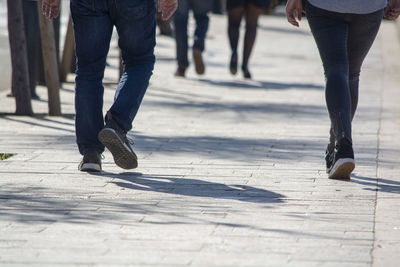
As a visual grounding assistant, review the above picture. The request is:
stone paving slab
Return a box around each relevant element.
[0,7,400,267]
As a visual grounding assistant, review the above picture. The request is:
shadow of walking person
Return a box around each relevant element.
[91,172,285,204]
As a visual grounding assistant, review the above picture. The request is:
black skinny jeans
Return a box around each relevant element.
[306,3,384,144]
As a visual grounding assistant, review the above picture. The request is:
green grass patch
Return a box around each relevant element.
[0,153,16,161]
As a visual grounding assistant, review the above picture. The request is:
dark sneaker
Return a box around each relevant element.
[325,143,335,173]
[328,138,355,179]
[78,151,102,172]
[192,48,205,75]
[174,66,186,77]
[98,118,138,170]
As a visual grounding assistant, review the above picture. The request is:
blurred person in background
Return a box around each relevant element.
[227,0,270,79]
[286,0,400,179]
[157,11,173,36]
[212,0,226,14]
[173,0,213,77]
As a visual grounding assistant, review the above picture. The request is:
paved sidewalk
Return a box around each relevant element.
[1,8,400,267]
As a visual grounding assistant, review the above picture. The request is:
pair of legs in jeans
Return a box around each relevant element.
[71,0,156,171]
[306,3,384,178]
[173,0,213,77]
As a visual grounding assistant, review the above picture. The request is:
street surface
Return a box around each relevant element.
[1,6,400,267]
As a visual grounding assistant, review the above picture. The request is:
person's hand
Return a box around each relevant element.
[384,0,400,20]
[42,0,61,20]
[158,0,178,21]
[286,0,303,27]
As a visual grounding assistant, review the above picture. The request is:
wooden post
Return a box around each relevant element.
[37,0,61,116]
[397,20,400,41]
[7,0,33,115]
[60,15,75,83]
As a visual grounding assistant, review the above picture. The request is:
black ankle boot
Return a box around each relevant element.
[230,52,238,75]
[242,65,251,79]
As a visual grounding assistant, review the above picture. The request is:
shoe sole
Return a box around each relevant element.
[79,163,101,172]
[328,158,355,179]
[193,49,205,75]
[98,128,138,170]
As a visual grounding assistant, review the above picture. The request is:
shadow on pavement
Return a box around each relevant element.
[0,181,362,241]
[145,99,326,120]
[0,186,138,224]
[195,78,324,91]
[0,173,285,225]
[0,116,75,133]
[0,115,324,162]
[351,174,400,194]
[134,134,324,162]
[91,172,286,204]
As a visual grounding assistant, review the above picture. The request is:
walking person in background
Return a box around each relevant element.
[41,0,177,172]
[212,0,226,14]
[173,0,213,77]
[157,11,173,36]
[286,0,400,179]
[227,0,270,79]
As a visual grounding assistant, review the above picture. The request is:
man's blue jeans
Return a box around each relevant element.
[173,0,213,68]
[71,0,156,155]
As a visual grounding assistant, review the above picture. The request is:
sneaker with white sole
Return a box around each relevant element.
[78,151,102,172]
[328,138,355,179]
[98,115,138,170]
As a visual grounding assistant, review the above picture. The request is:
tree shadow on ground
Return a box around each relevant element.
[0,116,75,133]
[351,174,400,194]
[134,134,325,162]
[0,115,325,162]
[0,185,147,224]
[195,78,324,91]
[1,182,348,240]
[0,175,285,224]
[145,80,326,122]
[144,99,326,120]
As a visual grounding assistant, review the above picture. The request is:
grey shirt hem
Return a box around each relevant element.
[307,0,387,14]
